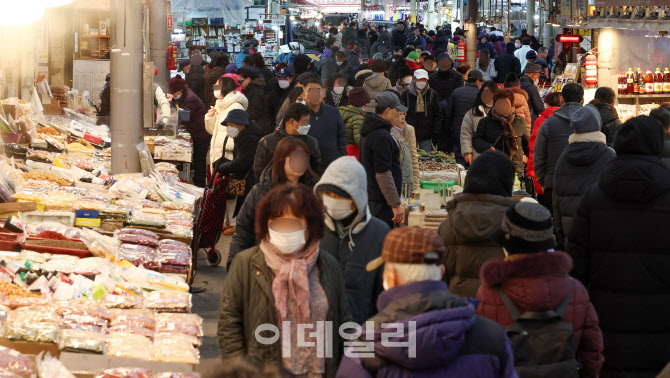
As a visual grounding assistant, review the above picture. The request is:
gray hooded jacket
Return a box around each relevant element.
[314,156,390,324]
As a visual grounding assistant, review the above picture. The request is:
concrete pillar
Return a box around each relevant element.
[466,0,477,69]
[452,0,458,29]
[526,0,535,36]
[460,0,465,28]
[360,0,365,23]
[410,0,418,22]
[597,27,617,90]
[427,0,435,29]
[110,0,144,174]
[150,0,168,90]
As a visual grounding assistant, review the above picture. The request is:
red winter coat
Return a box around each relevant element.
[527,106,559,195]
[476,251,604,378]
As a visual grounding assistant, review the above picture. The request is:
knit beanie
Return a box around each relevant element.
[463,151,515,197]
[293,54,312,76]
[168,75,186,94]
[495,201,557,254]
[407,51,420,62]
[570,104,602,134]
[504,72,520,88]
[225,64,238,74]
[397,64,412,80]
[348,87,371,108]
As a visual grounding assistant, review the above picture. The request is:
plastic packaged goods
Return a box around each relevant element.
[98,294,144,309]
[52,186,87,196]
[107,324,155,339]
[144,291,191,313]
[0,369,20,378]
[87,189,117,201]
[115,233,159,248]
[161,202,193,212]
[152,334,199,364]
[24,179,59,189]
[109,309,155,330]
[43,136,65,151]
[4,298,48,310]
[0,282,42,301]
[0,305,10,323]
[22,172,71,187]
[75,196,110,211]
[117,228,159,240]
[72,257,109,276]
[40,256,78,274]
[2,322,60,343]
[20,250,50,263]
[26,149,53,163]
[3,144,28,159]
[12,187,48,202]
[154,373,201,378]
[155,313,203,337]
[158,239,189,249]
[155,162,179,177]
[94,368,152,378]
[117,244,158,269]
[43,191,78,211]
[36,351,75,378]
[0,346,35,378]
[128,212,166,229]
[99,206,131,221]
[165,227,193,239]
[158,247,191,267]
[58,330,106,354]
[106,332,153,360]
[0,180,12,203]
[8,306,59,323]
[153,333,201,348]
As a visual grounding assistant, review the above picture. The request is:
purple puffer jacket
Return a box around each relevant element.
[173,87,210,140]
[336,280,517,378]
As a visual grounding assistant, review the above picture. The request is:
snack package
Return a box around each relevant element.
[115,233,159,248]
[152,334,199,364]
[8,306,59,324]
[107,325,155,339]
[155,313,203,337]
[109,309,155,330]
[128,212,166,229]
[161,202,193,212]
[4,297,48,310]
[2,322,60,343]
[58,330,106,354]
[117,244,158,270]
[0,346,35,378]
[117,228,158,239]
[43,191,78,211]
[36,351,75,378]
[26,149,53,163]
[98,294,143,310]
[154,373,201,378]
[106,332,152,360]
[12,187,48,202]
[94,368,152,378]
[144,291,191,313]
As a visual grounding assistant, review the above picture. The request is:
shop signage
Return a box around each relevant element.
[270,15,285,26]
[593,0,670,5]
[167,14,173,29]
[556,34,583,43]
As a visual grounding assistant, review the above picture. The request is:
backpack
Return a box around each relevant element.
[496,278,580,378]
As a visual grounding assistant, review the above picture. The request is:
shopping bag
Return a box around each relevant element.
[197,173,228,249]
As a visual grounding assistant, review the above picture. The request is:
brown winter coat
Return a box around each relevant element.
[476,251,604,378]
[510,88,532,132]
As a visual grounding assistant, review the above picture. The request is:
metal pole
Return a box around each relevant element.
[111,0,144,174]
[411,0,417,23]
[466,0,477,68]
[460,0,465,28]
[452,0,458,29]
[526,0,535,36]
[427,0,435,29]
[150,0,169,90]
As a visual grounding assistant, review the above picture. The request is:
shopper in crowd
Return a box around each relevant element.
[153,80,171,126]
[406,28,433,50]
[234,41,253,68]
[393,64,413,94]
[429,53,465,102]
[402,69,442,152]
[252,52,273,83]
[353,63,373,87]
[473,89,529,176]
[476,49,498,82]
[335,51,355,85]
[445,70,483,165]
[323,74,349,108]
[205,55,229,106]
[337,226,516,378]
[275,72,319,126]
[392,22,408,51]
[503,73,532,131]
[390,106,420,192]
[432,28,449,53]
[185,54,206,104]
[534,83,584,213]
[345,46,362,72]
[440,151,518,297]
[568,116,670,377]
[534,47,550,81]
[477,32,497,59]
[405,51,423,72]
[477,201,604,377]
[495,43,522,85]
[456,62,471,80]
[528,92,563,199]
[591,86,623,146]
[363,60,392,108]
[167,75,210,188]
[650,105,670,167]
[302,76,347,170]
[490,35,504,57]
[341,22,357,48]
[553,104,615,250]
[253,103,322,181]
[359,92,405,228]
[514,37,533,72]
[356,29,371,60]
[313,156,390,324]
[236,68,272,135]
[267,66,293,130]
[329,26,343,48]
[339,87,370,158]
[318,46,340,86]
[461,81,498,164]
[219,182,349,377]
[230,137,319,265]
[422,54,437,75]
[519,63,545,128]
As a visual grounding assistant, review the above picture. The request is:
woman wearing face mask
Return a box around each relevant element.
[231,136,319,266]
[313,156,390,324]
[392,65,414,94]
[219,183,350,377]
[472,89,530,175]
[338,87,370,159]
[391,108,421,191]
[323,74,349,108]
[461,81,499,164]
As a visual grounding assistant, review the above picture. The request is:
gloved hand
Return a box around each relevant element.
[162,117,170,125]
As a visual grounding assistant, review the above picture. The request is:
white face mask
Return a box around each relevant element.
[268,228,306,254]
[213,90,222,99]
[174,94,182,100]
[337,61,344,66]
[534,79,540,86]
[403,77,412,85]
[383,279,390,290]
[278,80,290,89]
[298,99,307,105]
[295,124,311,135]
[416,81,427,90]
[322,195,354,220]
[227,125,240,138]
[333,86,344,95]
[515,43,521,48]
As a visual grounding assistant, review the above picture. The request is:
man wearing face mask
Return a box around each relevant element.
[519,63,545,129]
[253,103,322,180]
[267,66,293,130]
[360,92,406,228]
[403,69,442,152]
[236,68,272,135]
[335,51,355,85]
[444,70,484,165]
[167,75,210,188]
[429,53,465,103]
[314,156,390,324]
[302,76,347,170]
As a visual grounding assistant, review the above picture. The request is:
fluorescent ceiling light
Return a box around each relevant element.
[0,1,45,25]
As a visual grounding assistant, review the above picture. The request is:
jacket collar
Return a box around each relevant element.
[569,131,607,144]
[479,251,572,287]
[377,280,449,312]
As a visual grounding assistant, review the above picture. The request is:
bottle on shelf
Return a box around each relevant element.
[639,68,645,94]
[618,73,625,95]
[655,68,664,94]
[634,68,640,94]
[645,68,655,94]
[627,67,635,95]
[664,68,670,94]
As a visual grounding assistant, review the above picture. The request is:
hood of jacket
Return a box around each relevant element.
[565,140,612,167]
[339,104,366,120]
[480,251,573,311]
[215,90,249,112]
[355,69,373,80]
[510,88,528,106]
[553,102,583,122]
[377,31,392,45]
[314,156,371,234]
[594,102,620,125]
[360,113,392,137]
[362,281,477,370]
[477,32,488,39]
[539,106,559,120]
[248,77,266,89]
[444,193,518,243]
[364,72,388,89]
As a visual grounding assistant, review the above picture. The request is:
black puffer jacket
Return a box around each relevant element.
[472,113,530,174]
[429,69,465,102]
[519,76,545,128]
[494,50,521,84]
[392,29,408,51]
[444,82,479,138]
[432,30,449,53]
[228,165,318,264]
[371,31,392,55]
[341,27,357,48]
[252,123,322,181]
[242,78,273,135]
[401,83,442,143]
[204,66,225,106]
[359,113,402,204]
[568,116,670,378]
[594,102,623,146]
[552,137,615,249]
[533,102,582,190]
[356,31,371,59]
[664,134,670,168]
[185,64,206,104]
[266,80,291,130]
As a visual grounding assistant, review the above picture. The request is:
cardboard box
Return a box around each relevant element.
[75,218,101,227]
[0,203,37,212]
[59,352,195,375]
[0,338,59,358]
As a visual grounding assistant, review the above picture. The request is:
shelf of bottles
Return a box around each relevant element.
[618,68,670,96]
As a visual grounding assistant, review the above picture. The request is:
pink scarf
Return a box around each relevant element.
[260,239,320,325]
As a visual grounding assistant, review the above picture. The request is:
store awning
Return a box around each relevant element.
[576,18,670,31]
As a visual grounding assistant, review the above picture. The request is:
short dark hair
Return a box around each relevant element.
[214,55,229,68]
[236,67,258,80]
[252,52,266,68]
[594,86,616,105]
[335,51,346,60]
[650,107,670,131]
[522,36,531,45]
[242,56,254,66]
[326,36,336,46]
[538,46,548,55]
[285,102,311,123]
[217,76,238,98]
[371,59,386,73]
[287,87,304,103]
[490,35,498,43]
[329,27,338,35]
[456,62,470,76]
[544,92,562,107]
[358,63,370,71]
[302,74,322,88]
[341,21,348,27]
[562,83,584,103]
[494,88,515,105]
[297,72,320,86]
[330,46,340,55]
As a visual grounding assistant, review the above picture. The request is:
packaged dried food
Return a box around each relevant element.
[128,211,166,229]
[8,306,59,323]
[0,180,12,203]
[0,305,10,323]
[166,210,194,220]
[60,313,109,329]
[158,239,189,248]
[152,334,199,364]
[72,257,109,276]
[117,228,158,239]
[144,291,191,313]
[36,351,75,378]
[59,330,106,354]
[117,244,158,269]
[165,218,192,228]
[0,283,41,301]
[24,179,58,189]
[2,322,60,343]
[98,294,143,309]
[94,368,152,378]
[4,297,47,310]
[26,149,53,163]
[106,332,152,360]
[155,313,202,337]
[108,325,155,339]
[20,250,50,263]
[99,206,131,221]
[165,227,192,239]
[40,256,78,274]
[3,144,28,159]
[154,332,201,347]
[59,322,107,334]
[43,136,65,150]
[22,172,71,186]
[158,265,189,275]
[109,309,155,330]
[115,233,159,248]
[43,191,77,211]
[12,187,48,202]
[161,202,193,212]
[154,373,201,378]
[87,189,117,201]
[158,248,191,267]
[0,346,35,378]
[0,369,20,378]
[75,196,109,211]
[52,186,87,196]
